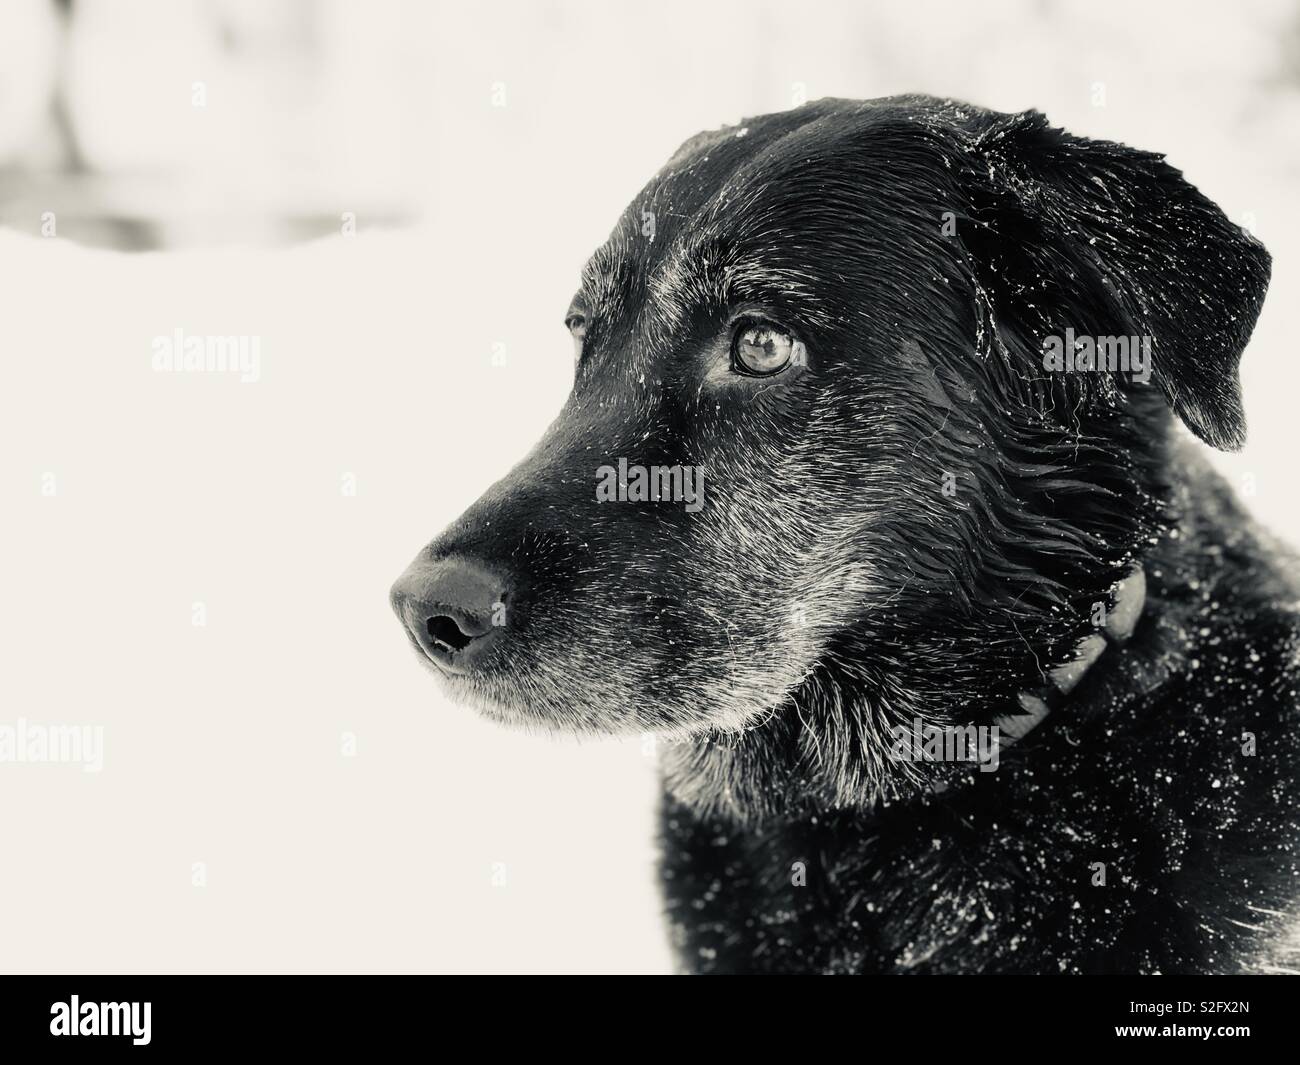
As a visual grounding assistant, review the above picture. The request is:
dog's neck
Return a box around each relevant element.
[660,559,1167,826]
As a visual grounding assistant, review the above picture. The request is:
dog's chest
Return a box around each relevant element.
[659,788,1300,975]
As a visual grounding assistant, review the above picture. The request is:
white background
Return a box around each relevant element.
[1,0,1297,973]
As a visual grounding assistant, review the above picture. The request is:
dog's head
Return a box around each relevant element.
[392,96,1269,814]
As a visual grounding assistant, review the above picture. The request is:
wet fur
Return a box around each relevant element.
[405,96,1297,973]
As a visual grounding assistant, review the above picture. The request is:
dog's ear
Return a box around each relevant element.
[966,110,1270,451]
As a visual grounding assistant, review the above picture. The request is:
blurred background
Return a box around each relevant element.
[0,0,1296,973]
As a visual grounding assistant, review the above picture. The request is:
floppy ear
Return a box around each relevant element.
[968,111,1270,451]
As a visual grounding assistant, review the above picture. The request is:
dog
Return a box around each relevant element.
[391,95,1299,974]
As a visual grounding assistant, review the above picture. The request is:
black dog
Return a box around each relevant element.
[391,96,1299,974]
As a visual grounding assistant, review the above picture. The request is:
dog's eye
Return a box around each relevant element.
[732,321,803,377]
[565,313,588,360]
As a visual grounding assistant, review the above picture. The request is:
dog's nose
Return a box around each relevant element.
[390,555,510,673]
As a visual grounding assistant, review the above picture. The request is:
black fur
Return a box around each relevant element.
[393,96,1296,973]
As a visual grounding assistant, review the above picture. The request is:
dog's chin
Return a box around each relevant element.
[438,679,531,731]
[406,642,788,740]
[405,651,526,728]
[406,649,634,736]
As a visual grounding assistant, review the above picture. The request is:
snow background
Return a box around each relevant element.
[0,0,1296,973]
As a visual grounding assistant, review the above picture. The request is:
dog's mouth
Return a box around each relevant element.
[401,636,520,724]
[395,608,543,724]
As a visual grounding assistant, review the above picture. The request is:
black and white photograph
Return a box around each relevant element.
[1,0,1298,1035]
